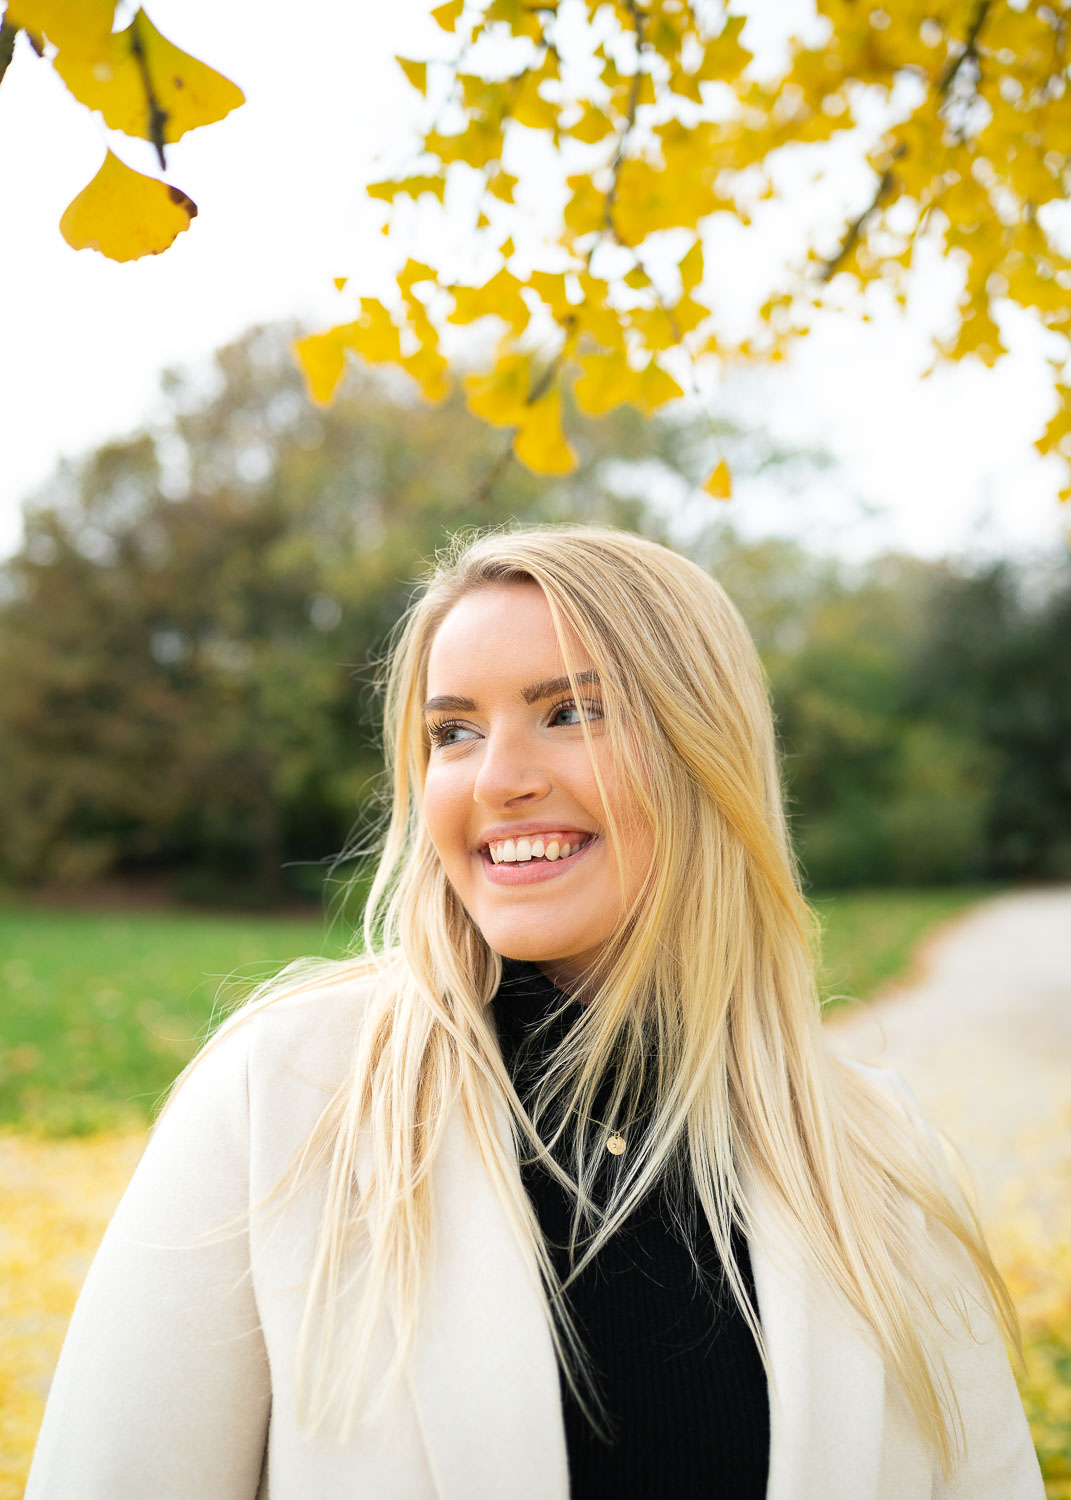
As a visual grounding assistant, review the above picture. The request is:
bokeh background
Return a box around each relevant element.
[2,0,1069,1493]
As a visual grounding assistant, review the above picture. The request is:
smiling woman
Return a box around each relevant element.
[421,582,654,991]
[26,525,1043,1500]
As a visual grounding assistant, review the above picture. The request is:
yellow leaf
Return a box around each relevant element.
[398,258,437,292]
[679,239,704,291]
[572,105,613,144]
[703,459,732,500]
[464,354,533,426]
[402,345,450,403]
[293,304,402,404]
[635,359,684,414]
[293,325,353,404]
[695,16,752,83]
[349,298,403,363]
[529,270,572,321]
[449,268,529,334]
[431,0,464,30]
[333,277,348,292]
[514,387,577,475]
[5,0,114,56]
[367,174,446,203]
[624,265,650,289]
[53,8,243,145]
[574,351,636,416]
[59,149,196,261]
[396,57,427,94]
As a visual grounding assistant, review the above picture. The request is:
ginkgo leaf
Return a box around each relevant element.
[59,149,196,261]
[333,277,348,292]
[635,359,684,414]
[52,8,243,145]
[402,345,450,402]
[703,459,732,500]
[679,239,704,291]
[367,175,446,203]
[574,352,636,416]
[396,57,427,94]
[464,355,532,427]
[4,0,115,57]
[398,259,437,294]
[293,325,353,405]
[514,387,577,475]
[431,0,464,31]
[449,268,528,334]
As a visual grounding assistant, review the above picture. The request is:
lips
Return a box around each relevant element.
[479,834,598,885]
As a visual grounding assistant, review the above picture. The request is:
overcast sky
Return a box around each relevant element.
[1,0,1068,565]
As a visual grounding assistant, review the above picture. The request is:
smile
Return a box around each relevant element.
[485,832,595,865]
[479,835,598,886]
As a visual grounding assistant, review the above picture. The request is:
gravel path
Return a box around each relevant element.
[824,887,1071,1241]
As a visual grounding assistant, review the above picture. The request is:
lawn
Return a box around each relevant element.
[0,886,997,1135]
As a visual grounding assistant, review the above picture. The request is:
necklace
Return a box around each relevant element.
[587,1106,651,1156]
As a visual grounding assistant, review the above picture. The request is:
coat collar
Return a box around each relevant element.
[406,1106,888,1500]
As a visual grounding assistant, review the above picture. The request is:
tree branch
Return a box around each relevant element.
[603,0,646,237]
[937,0,992,100]
[128,12,168,169]
[0,21,19,90]
[817,154,901,283]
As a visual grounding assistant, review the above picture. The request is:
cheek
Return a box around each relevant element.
[421,769,462,865]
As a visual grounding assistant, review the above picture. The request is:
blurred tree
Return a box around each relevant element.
[763,554,993,887]
[906,556,1071,878]
[0,321,810,900]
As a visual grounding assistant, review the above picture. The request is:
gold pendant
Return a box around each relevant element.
[606,1132,626,1156]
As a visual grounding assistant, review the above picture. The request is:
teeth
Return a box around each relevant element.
[485,834,591,863]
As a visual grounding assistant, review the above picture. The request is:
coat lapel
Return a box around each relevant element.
[407,1107,569,1500]
[744,1165,889,1500]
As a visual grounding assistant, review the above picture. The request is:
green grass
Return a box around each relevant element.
[814,885,999,1016]
[0,887,1000,1134]
[0,904,353,1134]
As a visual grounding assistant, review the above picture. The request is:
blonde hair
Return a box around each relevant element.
[165,522,1021,1479]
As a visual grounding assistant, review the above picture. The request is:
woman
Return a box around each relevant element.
[27,524,1043,1499]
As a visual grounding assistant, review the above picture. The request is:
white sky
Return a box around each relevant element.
[1,0,1069,564]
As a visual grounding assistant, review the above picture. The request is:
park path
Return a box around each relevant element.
[823,886,1071,1244]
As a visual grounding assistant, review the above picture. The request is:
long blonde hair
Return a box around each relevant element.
[167,522,1021,1479]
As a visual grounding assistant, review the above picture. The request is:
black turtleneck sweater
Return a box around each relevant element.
[493,960,770,1500]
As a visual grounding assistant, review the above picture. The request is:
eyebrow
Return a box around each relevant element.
[422,669,601,716]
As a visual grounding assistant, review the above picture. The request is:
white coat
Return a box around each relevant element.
[26,974,1044,1500]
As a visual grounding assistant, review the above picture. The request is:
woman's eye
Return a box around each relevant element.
[427,721,477,748]
[552,699,603,728]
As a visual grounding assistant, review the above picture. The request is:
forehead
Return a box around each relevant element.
[426,582,589,689]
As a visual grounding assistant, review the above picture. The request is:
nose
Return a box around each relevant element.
[472,722,552,810]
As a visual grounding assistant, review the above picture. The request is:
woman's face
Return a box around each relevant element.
[421,582,653,992]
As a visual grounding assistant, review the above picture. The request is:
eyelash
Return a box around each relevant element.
[426,697,603,749]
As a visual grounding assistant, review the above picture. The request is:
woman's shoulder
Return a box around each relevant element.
[158,955,391,1141]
